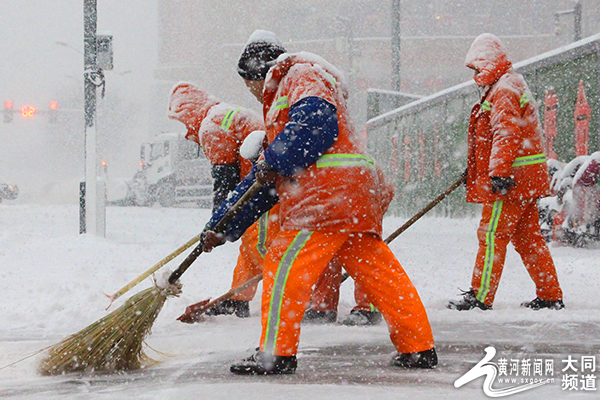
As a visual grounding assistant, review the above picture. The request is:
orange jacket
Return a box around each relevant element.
[262,53,391,236]
[167,82,264,180]
[198,104,264,179]
[465,34,550,203]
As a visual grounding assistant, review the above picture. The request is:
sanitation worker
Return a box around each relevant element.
[200,30,436,375]
[167,82,348,322]
[168,82,268,318]
[447,33,564,311]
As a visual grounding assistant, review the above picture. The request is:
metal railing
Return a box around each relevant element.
[366,33,600,217]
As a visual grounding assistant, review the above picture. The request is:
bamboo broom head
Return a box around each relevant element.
[38,279,182,375]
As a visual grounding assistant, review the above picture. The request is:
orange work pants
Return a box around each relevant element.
[310,257,373,312]
[259,230,435,357]
[471,198,563,306]
[229,212,270,301]
[230,204,345,308]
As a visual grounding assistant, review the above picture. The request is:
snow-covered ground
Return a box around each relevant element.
[1,204,599,399]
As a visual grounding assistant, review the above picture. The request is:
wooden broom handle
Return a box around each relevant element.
[341,174,466,282]
[168,181,264,284]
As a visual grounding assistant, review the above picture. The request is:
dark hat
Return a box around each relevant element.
[238,30,286,81]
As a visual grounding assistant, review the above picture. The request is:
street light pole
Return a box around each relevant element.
[555,1,583,42]
[574,1,582,42]
[391,0,401,93]
[82,0,105,236]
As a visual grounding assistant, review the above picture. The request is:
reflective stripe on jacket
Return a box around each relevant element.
[200,103,265,180]
[262,53,390,235]
[466,72,550,203]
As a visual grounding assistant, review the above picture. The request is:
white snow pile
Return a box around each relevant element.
[573,151,600,186]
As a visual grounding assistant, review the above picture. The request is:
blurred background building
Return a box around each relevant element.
[155,0,600,128]
[2,0,600,204]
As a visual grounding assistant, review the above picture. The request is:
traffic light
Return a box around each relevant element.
[49,101,58,124]
[4,101,13,123]
[21,105,36,118]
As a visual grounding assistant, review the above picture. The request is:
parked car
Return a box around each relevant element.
[0,179,18,204]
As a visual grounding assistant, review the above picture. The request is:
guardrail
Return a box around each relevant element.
[366,33,600,217]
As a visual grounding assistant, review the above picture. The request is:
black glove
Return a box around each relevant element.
[255,160,278,186]
[490,176,516,195]
[461,167,468,184]
[200,230,225,253]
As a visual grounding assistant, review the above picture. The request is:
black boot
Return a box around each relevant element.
[302,309,337,324]
[339,310,383,326]
[204,299,250,318]
[230,351,297,375]
[521,297,565,310]
[391,348,438,369]
[447,290,492,311]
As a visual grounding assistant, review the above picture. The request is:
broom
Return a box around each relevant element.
[38,181,264,375]
[177,174,467,323]
[104,232,203,308]
[339,172,466,282]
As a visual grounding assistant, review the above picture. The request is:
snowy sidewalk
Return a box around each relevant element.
[1,205,598,399]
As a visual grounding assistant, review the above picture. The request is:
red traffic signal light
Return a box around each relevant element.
[3,101,13,123]
[48,101,58,124]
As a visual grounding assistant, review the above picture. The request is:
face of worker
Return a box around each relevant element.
[244,79,265,103]
[469,66,480,79]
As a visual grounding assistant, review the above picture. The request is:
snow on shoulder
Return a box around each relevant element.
[240,130,265,160]
[271,51,349,100]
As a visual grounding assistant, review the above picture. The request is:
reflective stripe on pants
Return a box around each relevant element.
[260,230,435,356]
[471,198,563,306]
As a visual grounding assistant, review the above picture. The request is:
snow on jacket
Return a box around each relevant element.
[261,52,389,236]
[465,34,550,203]
[167,81,264,180]
[167,82,219,140]
[198,103,264,179]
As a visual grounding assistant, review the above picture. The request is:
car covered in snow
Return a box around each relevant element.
[106,133,213,208]
[0,179,18,203]
[538,154,600,247]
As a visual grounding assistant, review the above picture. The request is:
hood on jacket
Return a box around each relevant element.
[264,52,349,101]
[465,33,512,87]
[167,81,219,136]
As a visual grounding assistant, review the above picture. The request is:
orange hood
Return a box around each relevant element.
[167,81,219,137]
[263,52,349,112]
[465,33,512,87]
